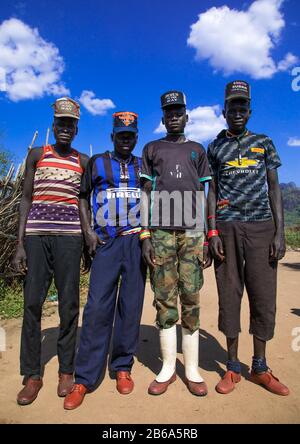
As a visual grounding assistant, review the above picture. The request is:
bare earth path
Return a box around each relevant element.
[0,252,299,424]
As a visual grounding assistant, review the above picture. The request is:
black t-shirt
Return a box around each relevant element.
[141,138,211,229]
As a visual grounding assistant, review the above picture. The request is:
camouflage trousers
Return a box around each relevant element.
[150,229,204,333]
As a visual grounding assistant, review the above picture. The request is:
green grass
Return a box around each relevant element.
[0,279,23,319]
[285,226,300,249]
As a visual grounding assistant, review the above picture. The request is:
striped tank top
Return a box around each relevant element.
[26,145,83,235]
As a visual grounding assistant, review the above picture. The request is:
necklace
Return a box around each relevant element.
[226,129,248,139]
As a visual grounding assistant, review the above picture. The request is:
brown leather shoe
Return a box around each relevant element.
[64,384,88,410]
[148,373,176,395]
[57,373,74,397]
[116,371,134,395]
[249,370,289,396]
[216,371,241,394]
[17,377,43,405]
[186,380,208,396]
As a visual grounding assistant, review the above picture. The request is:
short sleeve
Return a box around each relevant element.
[264,138,282,170]
[140,144,154,182]
[197,145,212,183]
[207,142,218,177]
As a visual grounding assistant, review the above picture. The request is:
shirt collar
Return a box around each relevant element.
[110,151,134,164]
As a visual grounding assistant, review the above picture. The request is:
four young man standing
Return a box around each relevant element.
[13,81,289,407]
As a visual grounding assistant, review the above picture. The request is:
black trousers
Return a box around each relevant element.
[215,220,277,342]
[20,235,82,377]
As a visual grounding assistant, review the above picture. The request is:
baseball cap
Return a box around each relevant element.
[161,90,186,109]
[52,97,80,120]
[113,111,138,133]
[225,80,251,102]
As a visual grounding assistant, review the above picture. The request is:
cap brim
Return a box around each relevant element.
[54,113,80,120]
[113,127,138,133]
[225,94,250,102]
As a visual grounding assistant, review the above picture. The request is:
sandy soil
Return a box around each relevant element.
[0,252,299,424]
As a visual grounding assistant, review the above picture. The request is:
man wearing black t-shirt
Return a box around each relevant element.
[140,91,212,397]
[207,80,289,396]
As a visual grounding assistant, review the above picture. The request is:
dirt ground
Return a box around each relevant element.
[0,251,299,424]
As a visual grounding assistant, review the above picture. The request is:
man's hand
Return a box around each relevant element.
[12,243,27,274]
[270,232,286,261]
[209,236,225,262]
[142,238,156,268]
[84,230,105,256]
[201,245,212,269]
[81,244,92,274]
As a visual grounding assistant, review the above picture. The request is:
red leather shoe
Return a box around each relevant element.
[216,371,241,394]
[148,373,176,395]
[116,371,134,395]
[249,370,289,396]
[57,373,74,397]
[186,380,208,396]
[64,384,88,410]
[17,377,43,405]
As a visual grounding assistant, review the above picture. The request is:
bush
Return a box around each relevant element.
[285,226,300,249]
[0,279,23,319]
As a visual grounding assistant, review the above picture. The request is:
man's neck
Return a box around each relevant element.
[53,143,72,157]
[227,128,247,138]
[113,150,131,161]
[164,133,187,143]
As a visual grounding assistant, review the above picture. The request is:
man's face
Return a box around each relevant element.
[223,99,251,134]
[162,105,188,134]
[112,131,137,156]
[53,117,78,145]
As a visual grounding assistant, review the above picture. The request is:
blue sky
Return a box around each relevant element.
[0,0,300,184]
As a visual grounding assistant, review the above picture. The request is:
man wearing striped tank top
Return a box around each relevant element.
[64,112,147,410]
[12,98,90,406]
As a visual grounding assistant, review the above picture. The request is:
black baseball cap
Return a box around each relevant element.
[112,111,138,133]
[225,80,251,102]
[161,90,187,109]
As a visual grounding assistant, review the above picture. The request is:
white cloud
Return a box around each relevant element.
[79,90,115,116]
[154,105,226,143]
[288,137,300,147]
[0,18,69,101]
[187,0,298,79]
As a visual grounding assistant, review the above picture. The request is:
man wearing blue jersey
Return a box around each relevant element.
[64,112,147,410]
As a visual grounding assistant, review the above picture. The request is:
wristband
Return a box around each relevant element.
[207,215,216,220]
[203,241,209,247]
[207,229,219,239]
[139,229,151,241]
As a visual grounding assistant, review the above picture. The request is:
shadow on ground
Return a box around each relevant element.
[291,308,300,317]
[281,263,300,271]
[40,324,251,387]
[137,325,249,382]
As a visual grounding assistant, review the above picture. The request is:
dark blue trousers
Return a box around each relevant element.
[75,233,146,390]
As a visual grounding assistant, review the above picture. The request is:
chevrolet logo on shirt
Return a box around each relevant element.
[226,157,259,168]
